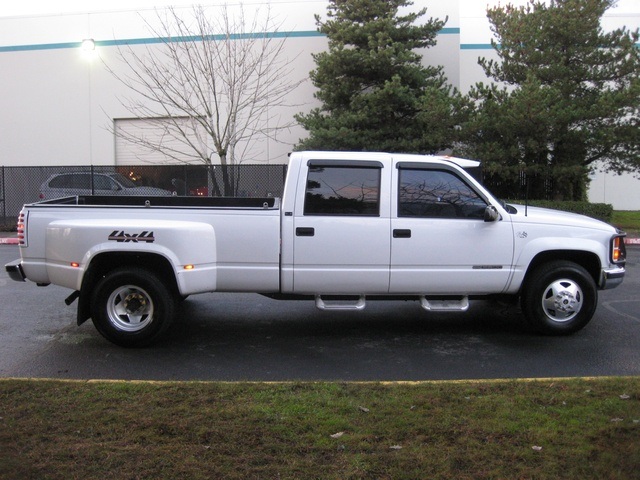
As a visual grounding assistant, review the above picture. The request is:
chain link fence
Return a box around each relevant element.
[0,164,287,229]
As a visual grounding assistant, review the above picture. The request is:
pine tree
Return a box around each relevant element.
[461,0,640,200]
[295,0,463,153]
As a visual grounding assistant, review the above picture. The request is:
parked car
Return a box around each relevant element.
[170,178,209,196]
[39,172,171,199]
[7,151,626,347]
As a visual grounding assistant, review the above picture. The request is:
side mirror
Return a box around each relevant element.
[484,205,500,222]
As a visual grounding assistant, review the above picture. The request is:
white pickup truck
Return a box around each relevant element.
[5,151,627,346]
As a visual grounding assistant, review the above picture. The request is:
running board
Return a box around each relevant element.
[420,296,469,312]
[315,295,366,311]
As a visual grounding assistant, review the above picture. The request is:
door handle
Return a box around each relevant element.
[393,229,411,238]
[296,227,315,237]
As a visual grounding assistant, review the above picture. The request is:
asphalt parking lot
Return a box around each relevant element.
[1,244,639,381]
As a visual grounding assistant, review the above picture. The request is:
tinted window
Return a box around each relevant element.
[94,175,117,190]
[304,166,381,216]
[49,174,90,189]
[398,169,487,219]
[112,173,136,188]
[48,175,70,188]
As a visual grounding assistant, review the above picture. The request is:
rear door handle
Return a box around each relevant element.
[393,229,411,238]
[296,227,315,237]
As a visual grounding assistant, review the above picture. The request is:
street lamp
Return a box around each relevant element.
[81,38,95,51]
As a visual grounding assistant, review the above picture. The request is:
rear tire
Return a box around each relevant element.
[91,267,175,347]
[521,261,597,335]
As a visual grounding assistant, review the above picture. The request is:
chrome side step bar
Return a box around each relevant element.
[315,295,366,311]
[312,294,469,312]
[420,296,469,312]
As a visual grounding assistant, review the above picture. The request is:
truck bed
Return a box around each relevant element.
[16,195,283,295]
[35,195,279,209]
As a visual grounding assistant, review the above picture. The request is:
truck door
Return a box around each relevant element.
[290,159,391,294]
[389,162,514,295]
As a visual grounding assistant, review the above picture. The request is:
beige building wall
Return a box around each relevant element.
[0,0,638,208]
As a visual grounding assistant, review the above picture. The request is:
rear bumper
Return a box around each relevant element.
[5,259,26,282]
[600,265,625,290]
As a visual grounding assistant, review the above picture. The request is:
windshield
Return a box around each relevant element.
[111,173,137,188]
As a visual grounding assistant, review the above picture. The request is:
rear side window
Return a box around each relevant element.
[398,169,487,219]
[94,175,117,190]
[48,174,90,189]
[304,165,381,216]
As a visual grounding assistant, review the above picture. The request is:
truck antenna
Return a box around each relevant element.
[525,171,529,217]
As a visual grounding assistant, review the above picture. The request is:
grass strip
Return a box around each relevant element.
[612,210,640,233]
[1,377,639,479]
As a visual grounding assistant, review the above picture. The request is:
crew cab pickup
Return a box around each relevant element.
[5,151,627,346]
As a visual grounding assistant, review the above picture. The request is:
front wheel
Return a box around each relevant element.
[91,267,176,347]
[521,261,597,335]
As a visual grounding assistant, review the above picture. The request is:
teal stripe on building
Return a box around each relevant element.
[0,28,461,53]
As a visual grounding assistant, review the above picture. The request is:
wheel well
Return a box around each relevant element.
[523,250,601,290]
[77,252,178,325]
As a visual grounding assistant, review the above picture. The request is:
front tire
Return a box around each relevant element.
[521,261,597,335]
[91,267,176,347]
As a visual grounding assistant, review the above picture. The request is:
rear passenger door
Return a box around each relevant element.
[291,159,391,294]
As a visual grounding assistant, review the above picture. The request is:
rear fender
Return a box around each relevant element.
[42,219,217,325]
[46,218,217,290]
[76,251,179,325]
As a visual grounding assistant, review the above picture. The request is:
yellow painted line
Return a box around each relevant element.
[1,376,638,386]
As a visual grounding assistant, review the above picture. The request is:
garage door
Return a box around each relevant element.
[114,117,208,165]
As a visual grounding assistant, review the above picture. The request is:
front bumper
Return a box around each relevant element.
[600,265,625,290]
[5,259,26,282]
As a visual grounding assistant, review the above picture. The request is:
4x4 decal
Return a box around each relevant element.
[108,230,155,243]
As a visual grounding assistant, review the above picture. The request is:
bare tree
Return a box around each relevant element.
[106,4,303,195]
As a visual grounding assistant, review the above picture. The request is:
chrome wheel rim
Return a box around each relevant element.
[541,278,583,323]
[106,285,154,332]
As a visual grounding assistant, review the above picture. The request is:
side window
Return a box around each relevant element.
[49,175,71,188]
[398,169,487,219]
[49,174,90,189]
[72,174,91,189]
[94,175,115,190]
[304,165,381,216]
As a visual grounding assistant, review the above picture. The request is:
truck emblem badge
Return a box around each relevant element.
[108,230,155,243]
[517,231,528,239]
